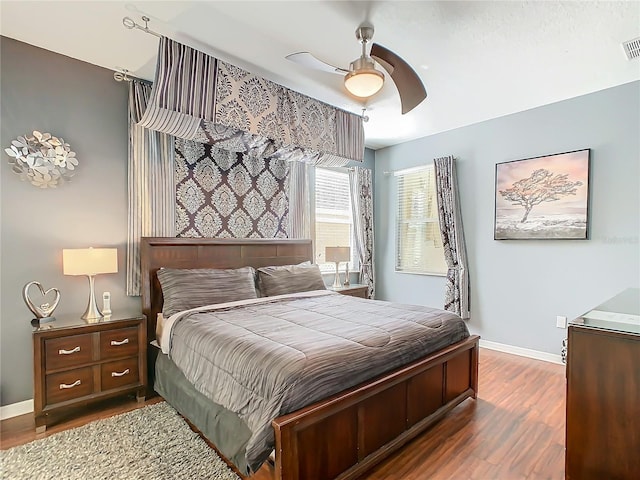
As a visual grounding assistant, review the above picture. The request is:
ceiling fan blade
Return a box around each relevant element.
[370,43,427,114]
[286,52,348,75]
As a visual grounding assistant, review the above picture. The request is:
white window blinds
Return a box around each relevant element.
[315,168,355,272]
[395,165,447,275]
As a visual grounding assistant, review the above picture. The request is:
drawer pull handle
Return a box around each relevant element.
[58,346,80,355]
[59,380,81,389]
[110,338,129,346]
[111,369,130,377]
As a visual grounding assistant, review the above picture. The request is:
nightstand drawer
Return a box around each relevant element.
[46,367,93,404]
[45,334,93,371]
[339,288,367,298]
[101,357,139,391]
[100,327,138,359]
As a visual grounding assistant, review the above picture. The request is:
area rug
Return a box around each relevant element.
[0,402,241,480]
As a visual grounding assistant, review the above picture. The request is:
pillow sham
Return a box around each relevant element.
[157,266,257,317]
[257,263,326,297]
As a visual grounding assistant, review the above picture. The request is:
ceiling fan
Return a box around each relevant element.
[286,24,427,115]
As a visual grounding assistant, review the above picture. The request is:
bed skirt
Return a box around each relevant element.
[154,353,253,474]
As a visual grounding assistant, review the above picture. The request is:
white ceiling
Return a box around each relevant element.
[1,1,639,150]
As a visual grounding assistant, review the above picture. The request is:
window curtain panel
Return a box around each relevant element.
[126,80,176,296]
[349,167,375,299]
[137,37,364,166]
[433,156,470,319]
[287,161,310,238]
[175,139,289,238]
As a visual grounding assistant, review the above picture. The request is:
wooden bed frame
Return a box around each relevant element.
[140,237,479,480]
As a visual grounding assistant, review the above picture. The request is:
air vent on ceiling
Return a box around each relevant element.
[622,37,640,60]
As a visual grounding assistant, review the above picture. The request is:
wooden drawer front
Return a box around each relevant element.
[100,327,138,360]
[45,334,93,371]
[46,367,93,404]
[101,357,139,391]
[340,287,367,298]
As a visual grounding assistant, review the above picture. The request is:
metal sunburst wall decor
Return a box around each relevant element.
[4,131,78,188]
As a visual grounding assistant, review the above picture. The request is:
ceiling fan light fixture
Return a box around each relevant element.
[344,68,385,98]
[286,23,426,113]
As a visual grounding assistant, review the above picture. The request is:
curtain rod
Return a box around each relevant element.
[113,68,153,85]
[115,17,157,85]
[123,16,162,38]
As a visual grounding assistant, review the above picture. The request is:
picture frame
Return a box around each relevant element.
[494,149,590,240]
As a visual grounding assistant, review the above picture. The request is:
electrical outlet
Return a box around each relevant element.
[556,315,567,328]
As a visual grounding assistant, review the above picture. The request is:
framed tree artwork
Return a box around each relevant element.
[494,149,590,240]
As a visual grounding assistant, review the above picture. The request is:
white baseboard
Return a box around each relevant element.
[479,339,564,365]
[0,399,33,420]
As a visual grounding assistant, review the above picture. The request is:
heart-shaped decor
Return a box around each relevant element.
[23,281,61,319]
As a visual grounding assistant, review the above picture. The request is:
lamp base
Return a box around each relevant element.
[332,262,342,289]
[81,275,103,321]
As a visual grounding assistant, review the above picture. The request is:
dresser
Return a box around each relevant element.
[565,288,640,480]
[32,312,147,432]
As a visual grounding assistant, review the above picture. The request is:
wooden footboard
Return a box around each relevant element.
[272,335,479,480]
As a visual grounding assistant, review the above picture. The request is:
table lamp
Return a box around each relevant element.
[325,246,350,289]
[63,248,118,320]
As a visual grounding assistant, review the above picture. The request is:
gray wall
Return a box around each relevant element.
[375,81,640,356]
[1,37,140,406]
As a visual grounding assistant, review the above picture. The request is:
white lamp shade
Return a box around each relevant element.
[344,69,384,98]
[325,246,350,263]
[63,248,118,276]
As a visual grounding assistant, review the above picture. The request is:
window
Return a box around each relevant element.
[395,165,447,275]
[315,167,355,272]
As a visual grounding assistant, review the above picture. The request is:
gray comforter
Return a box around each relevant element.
[167,291,469,472]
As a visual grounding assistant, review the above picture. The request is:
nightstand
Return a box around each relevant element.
[328,283,369,298]
[32,312,147,432]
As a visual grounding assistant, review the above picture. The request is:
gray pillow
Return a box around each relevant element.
[157,267,257,317]
[257,263,326,297]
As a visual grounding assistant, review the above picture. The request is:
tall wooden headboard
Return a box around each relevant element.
[140,237,313,386]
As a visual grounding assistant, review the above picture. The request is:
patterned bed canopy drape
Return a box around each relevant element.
[136,37,365,166]
[127,80,176,296]
[434,156,470,319]
[349,167,375,299]
[287,161,310,238]
[127,37,365,294]
[174,139,290,238]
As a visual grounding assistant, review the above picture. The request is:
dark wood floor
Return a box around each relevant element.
[1,348,566,479]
